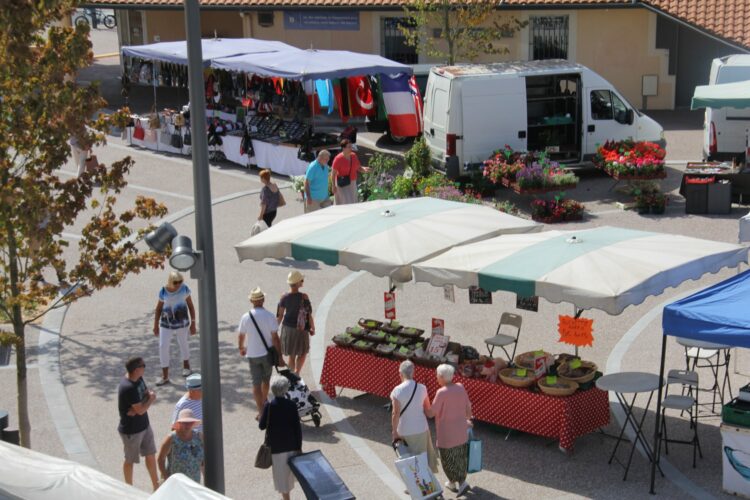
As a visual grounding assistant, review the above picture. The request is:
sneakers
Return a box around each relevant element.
[156,378,171,386]
[182,368,192,377]
[444,481,458,493]
[457,481,470,496]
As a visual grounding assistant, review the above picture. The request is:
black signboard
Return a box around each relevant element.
[289,450,355,500]
[516,295,539,312]
[468,286,492,304]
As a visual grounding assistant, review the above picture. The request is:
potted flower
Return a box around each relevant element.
[634,192,651,214]
[530,196,584,223]
[650,193,668,214]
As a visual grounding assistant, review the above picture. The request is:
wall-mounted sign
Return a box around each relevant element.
[443,284,455,303]
[516,295,539,312]
[284,11,360,31]
[469,286,492,304]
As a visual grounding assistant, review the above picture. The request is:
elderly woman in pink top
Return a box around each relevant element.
[425,363,472,496]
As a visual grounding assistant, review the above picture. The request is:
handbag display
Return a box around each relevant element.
[183,128,192,146]
[174,113,186,127]
[249,310,280,367]
[254,404,272,469]
[170,130,183,149]
[148,113,161,130]
[160,125,172,146]
[144,128,157,143]
[133,120,145,141]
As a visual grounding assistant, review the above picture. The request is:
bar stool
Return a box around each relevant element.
[484,312,522,362]
[677,338,731,414]
[659,369,702,468]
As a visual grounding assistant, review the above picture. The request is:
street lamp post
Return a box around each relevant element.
[183,0,225,492]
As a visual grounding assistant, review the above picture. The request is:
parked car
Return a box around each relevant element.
[703,54,750,163]
[422,59,665,178]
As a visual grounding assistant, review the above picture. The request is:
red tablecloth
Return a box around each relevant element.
[320,345,610,451]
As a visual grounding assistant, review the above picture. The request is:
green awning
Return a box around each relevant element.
[691,80,750,110]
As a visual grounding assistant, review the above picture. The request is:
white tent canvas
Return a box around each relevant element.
[413,226,748,315]
[235,197,540,282]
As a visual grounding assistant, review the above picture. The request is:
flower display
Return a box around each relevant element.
[483,146,577,192]
[425,185,483,204]
[530,197,585,223]
[482,145,526,184]
[595,140,666,179]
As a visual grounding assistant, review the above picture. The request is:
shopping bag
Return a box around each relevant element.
[85,154,100,174]
[250,220,268,236]
[467,428,482,473]
[394,452,442,500]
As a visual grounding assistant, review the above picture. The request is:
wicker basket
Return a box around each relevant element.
[557,361,598,384]
[514,351,554,370]
[399,327,425,339]
[537,379,579,397]
[358,318,382,330]
[351,340,375,352]
[498,367,536,388]
[373,344,396,358]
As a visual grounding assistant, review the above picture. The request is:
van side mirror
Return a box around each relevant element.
[626,109,634,125]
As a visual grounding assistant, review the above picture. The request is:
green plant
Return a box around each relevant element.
[291,175,306,194]
[404,137,432,179]
[392,175,416,199]
[494,200,518,214]
[418,172,452,195]
[367,152,399,177]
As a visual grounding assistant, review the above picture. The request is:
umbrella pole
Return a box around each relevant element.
[650,335,667,495]
[573,307,583,357]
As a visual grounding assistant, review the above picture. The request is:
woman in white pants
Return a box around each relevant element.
[153,271,197,386]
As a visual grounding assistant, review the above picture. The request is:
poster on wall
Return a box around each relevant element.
[284,11,360,31]
[516,295,539,312]
[443,284,455,303]
[468,286,492,305]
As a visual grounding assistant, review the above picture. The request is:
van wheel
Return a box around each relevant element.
[387,130,408,144]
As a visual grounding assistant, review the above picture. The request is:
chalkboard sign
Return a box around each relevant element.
[468,286,492,304]
[516,295,539,312]
[289,450,355,500]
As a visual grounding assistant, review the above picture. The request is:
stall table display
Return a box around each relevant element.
[320,345,609,451]
[679,162,750,209]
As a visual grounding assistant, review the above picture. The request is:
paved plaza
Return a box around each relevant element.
[1,28,749,500]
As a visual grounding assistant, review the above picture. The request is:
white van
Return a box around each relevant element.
[422,60,665,177]
[703,55,750,162]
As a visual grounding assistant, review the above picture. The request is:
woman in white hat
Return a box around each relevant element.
[157,409,204,484]
[153,271,196,386]
[276,270,314,374]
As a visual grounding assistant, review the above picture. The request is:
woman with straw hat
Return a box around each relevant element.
[157,409,204,484]
[276,270,314,374]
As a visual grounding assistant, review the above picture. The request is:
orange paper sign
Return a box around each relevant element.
[558,315,594,347]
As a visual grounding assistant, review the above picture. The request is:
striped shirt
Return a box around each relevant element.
[172,394,203,432]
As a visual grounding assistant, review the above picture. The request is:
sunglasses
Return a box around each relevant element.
[172,280,183,285]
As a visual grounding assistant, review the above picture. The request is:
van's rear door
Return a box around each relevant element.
[423,72,451,165]
[460,76,527,167]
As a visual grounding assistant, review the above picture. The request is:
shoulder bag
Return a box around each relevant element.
[336,156,352,187]
[254,404,273,469]
[295,294,311,332]
[400,381,418,416]
[249,310,279,367]
[277,188,286,208]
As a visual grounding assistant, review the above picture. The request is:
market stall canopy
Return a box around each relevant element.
[121,38,298,67]
[235,197,540,282]
[412,226,748,315]
[149,473,231,500]
[691,80,750,110]
[741,211,750,243]
[662,269,750,347]
[0,441,148,499]
[211,48,412,80]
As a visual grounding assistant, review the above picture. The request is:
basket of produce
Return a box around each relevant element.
[358,318,382,330]
[364,329,388,343]
[332,333,356,347]
[380,320,403,335]
[557,359,598,384]
[413,353,445,368]
[537,377,579,397]
[399,326,425,339]
[351,339,375,352]
[514,350,554,370]
[392,346,414,360]
[346,326,368,339]
[374,343,397,357]
[498,367,537,388]
[386,333,414,346]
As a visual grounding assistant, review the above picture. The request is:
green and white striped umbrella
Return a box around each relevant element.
[235,197,540,282]
[413,227,748,315]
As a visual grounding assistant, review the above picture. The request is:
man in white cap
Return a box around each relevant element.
[171,373,203,433]
[238,287,283,420]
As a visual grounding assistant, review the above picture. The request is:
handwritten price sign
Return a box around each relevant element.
[384,292,396,320]
[558,315,594,347]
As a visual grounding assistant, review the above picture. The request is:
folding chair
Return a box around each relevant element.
[659,369,702,468]
[484,312,522,362]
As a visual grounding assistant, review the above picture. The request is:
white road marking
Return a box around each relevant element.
[56,169,195,201]
[310,271,410,500]
[61,232,83,241]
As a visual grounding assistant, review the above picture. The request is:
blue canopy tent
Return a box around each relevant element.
[210,48,412,80]
[650,269,750,492]
[121,38,298,67]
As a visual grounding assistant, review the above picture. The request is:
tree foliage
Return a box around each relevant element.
[400,0,527,65]
[0,0,168,447]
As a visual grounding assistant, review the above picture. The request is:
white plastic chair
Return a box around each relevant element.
[484,312,522,362]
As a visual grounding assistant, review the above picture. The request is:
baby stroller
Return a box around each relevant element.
[278,369,322,427]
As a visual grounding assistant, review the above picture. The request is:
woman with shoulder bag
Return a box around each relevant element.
[331,139,369,205]
[258,169,285,227]
[276,270,313,374]
[259,375,302,500]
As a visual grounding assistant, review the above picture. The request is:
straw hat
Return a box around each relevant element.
[175,409,201,426]
[287,270,304,285]
[248,287,265,302]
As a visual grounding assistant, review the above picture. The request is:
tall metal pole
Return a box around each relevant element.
[184,0,225,492]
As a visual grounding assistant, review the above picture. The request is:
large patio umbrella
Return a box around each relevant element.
[235,197,540,282]
[412,226,748,315]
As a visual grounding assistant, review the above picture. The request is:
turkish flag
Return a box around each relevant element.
[347,76,376,117]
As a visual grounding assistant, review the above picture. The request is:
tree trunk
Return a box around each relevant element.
[7,221,30,448]
[442,3,454,65]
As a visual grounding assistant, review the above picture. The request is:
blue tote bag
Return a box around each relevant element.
[467,428,482,473]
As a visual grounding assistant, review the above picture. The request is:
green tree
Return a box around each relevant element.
[400,0,527,65]
[0,0,168,447]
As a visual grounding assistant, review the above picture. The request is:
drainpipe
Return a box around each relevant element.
[239,11,253,38]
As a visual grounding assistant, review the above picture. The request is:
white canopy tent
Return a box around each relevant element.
[121,38,298,67]
[235,198,540,283]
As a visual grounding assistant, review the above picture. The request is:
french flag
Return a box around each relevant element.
[380,73,421,137]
